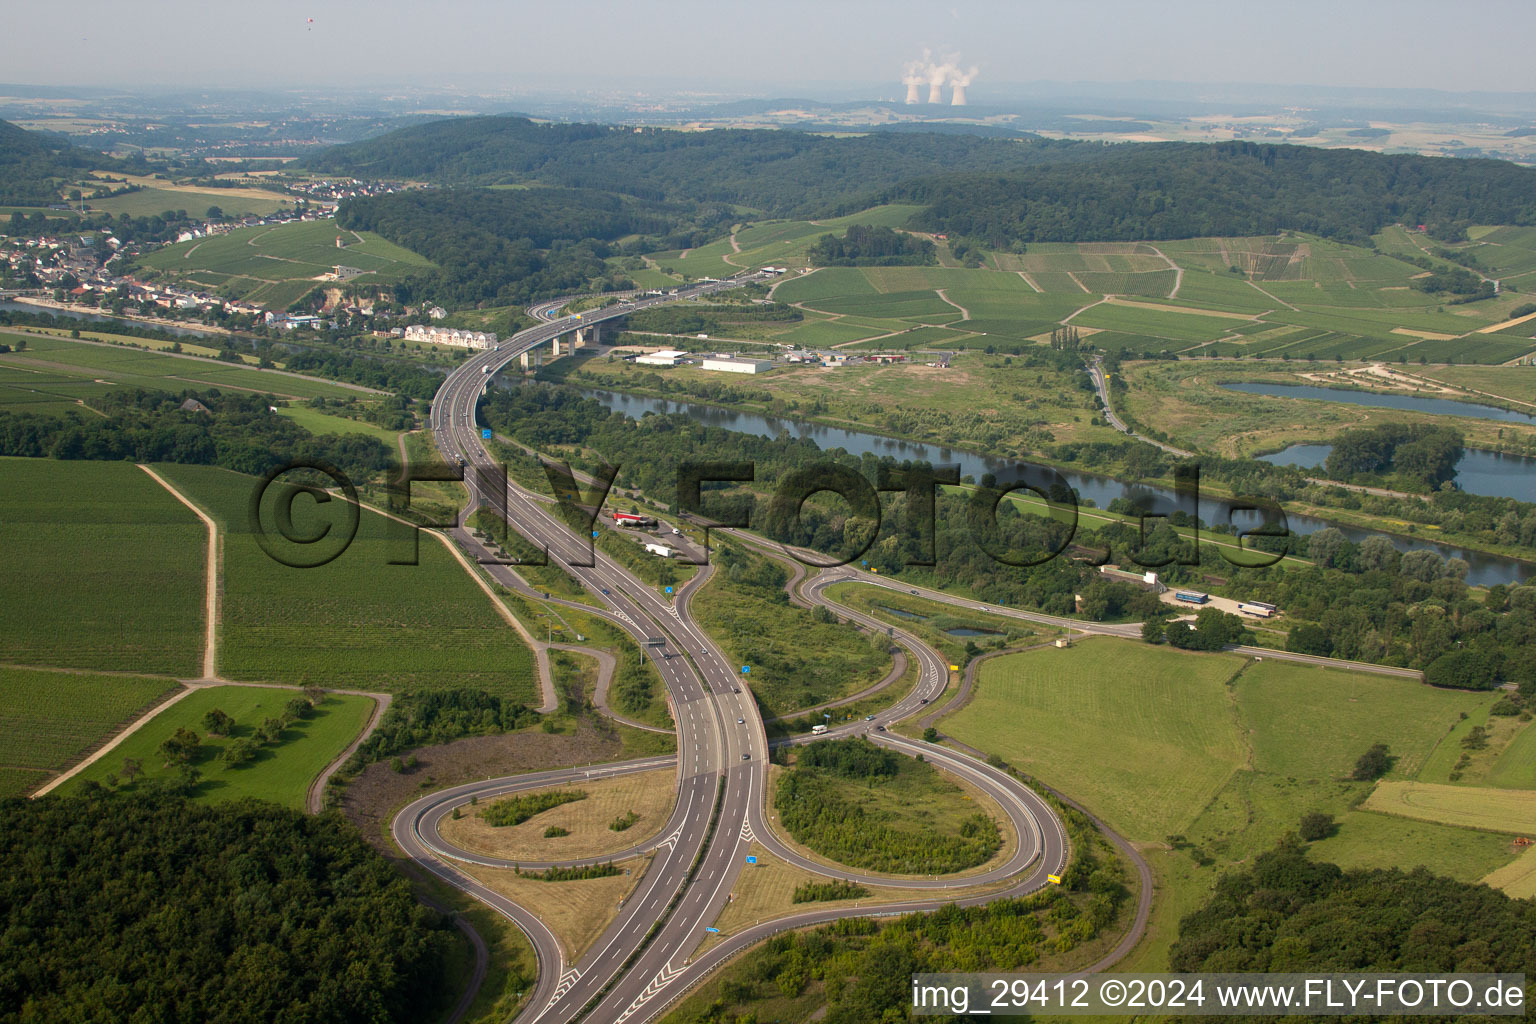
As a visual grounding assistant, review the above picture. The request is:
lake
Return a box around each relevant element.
[1223,381,1536,425]
[1260,443,1536,504]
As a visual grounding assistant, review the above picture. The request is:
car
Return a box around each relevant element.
[741,753,751,760]
[732,687,740,694]
[876,725,886,732]
[737,717,745,724]
[865,714,875,721]
[910,589,918,594]
[600,588,610,595]
[919,698,929,704]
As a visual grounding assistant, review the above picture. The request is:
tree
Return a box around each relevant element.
[221,737,259,765]
[1356,535,1400,574]
[120,756,142,783]
[1352,743,1393,781]
[202,708,235,736]
[922,727,940,742]
[159,727,199,766]
[303,685,326,706]
[1400,548,1445,583]
[1306,527,1349,569]
[1425,648,1499,690]
[1141,619,1165,644]
[1298,811,1337,841]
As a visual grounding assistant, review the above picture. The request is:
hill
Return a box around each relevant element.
[302,115,1101,216]
[0,118,119,206]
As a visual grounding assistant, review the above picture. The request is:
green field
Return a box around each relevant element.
[275,405,404,444]
[0,667,175,796]
[154,463,538,699]
[944,638,1248,838]
[62,685,375,809]
[0,332,364,408]
[135,219,434,307]
[940,639,1515,969]
[0,458,205,675]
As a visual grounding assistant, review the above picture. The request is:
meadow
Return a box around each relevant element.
[939,638,1517,968]
[154,463,538,700]
[0,332,364,406]
[62,685,376,809]
[0,458,206,676]
[0,667,175,797]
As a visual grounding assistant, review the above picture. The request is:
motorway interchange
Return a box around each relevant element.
[403,276,1071,1024]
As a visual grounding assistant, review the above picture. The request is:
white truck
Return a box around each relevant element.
[811,724,828,735]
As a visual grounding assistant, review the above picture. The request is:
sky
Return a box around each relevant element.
[10,0,1536,97]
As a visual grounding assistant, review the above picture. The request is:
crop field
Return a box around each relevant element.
[136,220,434,306]
[1075,270,1178,297]
[0,667,175,791]
[0,332,363,404]
[1481,846,1536,899]
[1364,780,1536,835]
[1070,303,1244,344]
[942,638,1248,839]
[154,463,538,699]
[0,458,205,675]
[62,685,375,809]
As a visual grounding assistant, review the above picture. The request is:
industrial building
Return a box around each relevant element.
[634,349,687,367]
[701,356,773,374]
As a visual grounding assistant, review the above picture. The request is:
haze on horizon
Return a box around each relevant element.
[8,0,1536,100]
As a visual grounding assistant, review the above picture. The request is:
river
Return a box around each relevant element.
[0,300,221,338]
[578,387,1531,586]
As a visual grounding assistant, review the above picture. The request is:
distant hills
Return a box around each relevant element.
[310,115,1536,245]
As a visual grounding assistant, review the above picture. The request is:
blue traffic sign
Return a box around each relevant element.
[592,531,599,538]
[481,428,492,439]
[746,856,757,864]
[705,927,720,933]
[823,712,831,718]
[665,586,673,594]
[741,665,750,674]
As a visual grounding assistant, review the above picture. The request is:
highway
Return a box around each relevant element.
[406,275,1072,1024]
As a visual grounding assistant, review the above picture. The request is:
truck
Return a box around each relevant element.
[811,724,828,735]
[481,365,491,374]
[613,512,655,527]
[1174,590,1209,605]
[1238,600,1277,618]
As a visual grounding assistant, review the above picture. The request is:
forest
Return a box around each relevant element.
[0,792,455,1023]
[807,224,936,267]
[0,388,392,481]
[895,141,1536,246]
[1170,838,1536,977]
